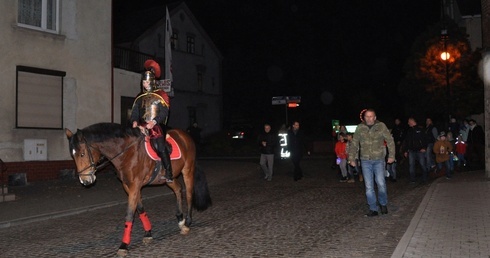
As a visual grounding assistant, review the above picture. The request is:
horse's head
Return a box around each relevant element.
[65,128,103,186]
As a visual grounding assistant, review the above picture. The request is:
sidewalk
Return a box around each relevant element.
[392,169,490,257]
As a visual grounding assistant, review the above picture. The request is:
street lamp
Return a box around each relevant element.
[441,49,452,121]
[440,52,450,61]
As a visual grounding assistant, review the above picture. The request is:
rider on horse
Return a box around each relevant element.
[130,59,173,182]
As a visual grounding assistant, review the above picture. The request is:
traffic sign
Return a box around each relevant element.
[272,96,286,105]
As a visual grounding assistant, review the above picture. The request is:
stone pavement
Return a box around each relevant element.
[0,159,258,228]
[0,157,488,257]
[391,168,490,258]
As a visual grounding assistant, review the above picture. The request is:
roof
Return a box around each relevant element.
[113,0,221,58]
[113,1,180,44]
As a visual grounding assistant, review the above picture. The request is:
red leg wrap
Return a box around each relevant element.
[122,221,133,244]
[139,212,152,231]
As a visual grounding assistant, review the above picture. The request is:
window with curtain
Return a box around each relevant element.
[16,66,66,129]
[17,0,59,33]
[187,35,195,54]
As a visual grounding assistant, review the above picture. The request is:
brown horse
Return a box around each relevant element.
[65,122,211,256]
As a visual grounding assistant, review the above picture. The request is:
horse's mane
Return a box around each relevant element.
[70,123,142,150]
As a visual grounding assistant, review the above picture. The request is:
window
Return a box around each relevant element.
[16,66,66,129]
[197,72,203,92]
[17,0,59,33]
[187,36,195,54]
[171,31,178,50]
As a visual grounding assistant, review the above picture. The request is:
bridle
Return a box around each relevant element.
[75,130,143,178]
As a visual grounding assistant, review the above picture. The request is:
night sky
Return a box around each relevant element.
[114,0,442,133]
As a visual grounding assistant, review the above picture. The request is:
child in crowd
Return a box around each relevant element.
[454,134,467,169]
[433,131,453,179]
[335,133,349,182]
[345,133,357,183]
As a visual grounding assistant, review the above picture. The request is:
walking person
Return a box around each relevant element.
[401,117,429,183]
[345,133,360,182]
[187,122,202,152]
[466,119,485,169]
[287,121,310,181]
[425,118,438,171]
[454,135,467,169]
[258,123,277,181]
[391,118,406,163]
[335,133,349,182]
[433,131,453,179]
[348,109,395,217]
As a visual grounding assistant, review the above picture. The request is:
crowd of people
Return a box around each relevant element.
[254,110,485,217]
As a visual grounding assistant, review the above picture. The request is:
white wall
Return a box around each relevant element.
[0,0,112,161]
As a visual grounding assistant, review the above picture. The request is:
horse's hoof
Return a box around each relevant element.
[180,225,190,235]
[142,236,153,245]
[178,219,186,229]
[117,248,128,257]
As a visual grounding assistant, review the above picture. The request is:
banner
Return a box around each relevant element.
[165,6,173,82]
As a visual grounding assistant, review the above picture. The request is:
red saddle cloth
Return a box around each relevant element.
[144,135,181,161]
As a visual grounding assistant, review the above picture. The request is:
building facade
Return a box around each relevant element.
[0,1,222,182]
[0,0,112,167]
[114,2,223,136]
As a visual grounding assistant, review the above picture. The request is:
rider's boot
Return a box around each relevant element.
[155,136,173,183]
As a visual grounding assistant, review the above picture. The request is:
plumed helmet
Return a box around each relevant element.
[141,59,161,92]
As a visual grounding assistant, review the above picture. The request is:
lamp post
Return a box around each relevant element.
[441,51,451,98]
[441,44,452,120]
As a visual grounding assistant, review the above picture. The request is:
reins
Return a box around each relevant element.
[77,132,144,177]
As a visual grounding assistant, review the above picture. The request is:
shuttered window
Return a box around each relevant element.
[16,66,66,129]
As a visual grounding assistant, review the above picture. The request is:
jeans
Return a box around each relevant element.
[426,143,435,169]
[456,153,466,167]
[360,159,387,211]
[409,150,428,182]
[339,159,347,178]
[260,154,274,179]
[437,159,452,178]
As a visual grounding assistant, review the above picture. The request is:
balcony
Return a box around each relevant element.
[113,47,154,73]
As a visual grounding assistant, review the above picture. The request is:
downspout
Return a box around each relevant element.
[110,0,114,123]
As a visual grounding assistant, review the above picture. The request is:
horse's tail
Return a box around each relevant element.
[193,165,212,211]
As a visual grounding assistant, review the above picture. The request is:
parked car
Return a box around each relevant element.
[227,125,254,140]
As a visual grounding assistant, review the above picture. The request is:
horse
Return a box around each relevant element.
[65,122,212,257]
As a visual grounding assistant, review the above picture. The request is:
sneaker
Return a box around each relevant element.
[380,205,388,214]
[347,178,355,183]
[365,210,378,217]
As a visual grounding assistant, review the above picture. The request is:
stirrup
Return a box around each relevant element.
[164,170,173,182]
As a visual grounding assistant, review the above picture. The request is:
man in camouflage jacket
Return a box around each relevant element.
[348,109,395,217]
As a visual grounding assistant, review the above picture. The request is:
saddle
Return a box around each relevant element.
[144,134,181,185]
[144,134,181,160]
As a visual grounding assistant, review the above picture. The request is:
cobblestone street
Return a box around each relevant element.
[0,157,429,257]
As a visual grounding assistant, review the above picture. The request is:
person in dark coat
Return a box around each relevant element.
[466,119,485,168]
[257,123,277,181]
[287,121,310,181]
[187,122,202,154]
[401,117,429,183]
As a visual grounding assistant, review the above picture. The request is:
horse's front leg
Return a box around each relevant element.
[117,184,142,257]
[136,201,153,244]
